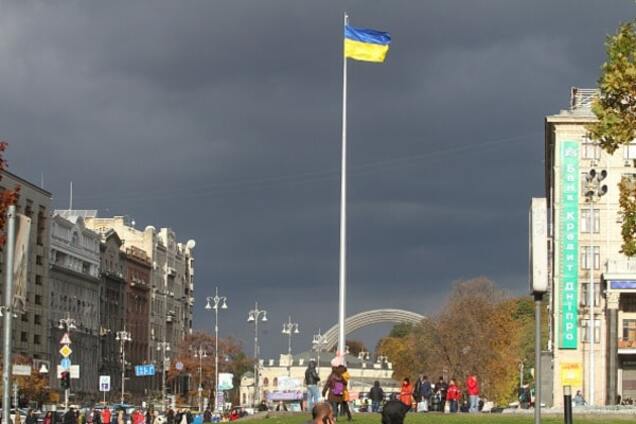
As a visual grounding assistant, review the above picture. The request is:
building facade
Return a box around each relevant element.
[49,212,102,399]
[0,171,52,370]
[84,215,195,392]
[98,229,127,400]
[124,244,151,399]
[545,88,636,405]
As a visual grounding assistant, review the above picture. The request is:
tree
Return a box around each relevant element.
[168,332,253,406]
[0,141,20,247]
[376,278,539,405]
[0,354,52,406]
[587,20,636,254]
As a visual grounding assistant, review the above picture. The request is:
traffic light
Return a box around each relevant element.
[60,371,70,390]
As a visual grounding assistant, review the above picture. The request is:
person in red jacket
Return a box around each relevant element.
[446,378,461,413]
[466,373,480,413]
[399,378,413,409]
[101,409,112,424]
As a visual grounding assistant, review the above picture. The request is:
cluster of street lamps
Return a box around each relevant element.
[115,328,132,404]
[205,287,228,412]
[247,303,267,405]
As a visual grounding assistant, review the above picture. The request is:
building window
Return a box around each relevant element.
[36,255,43,265]
[580,246,601,270]
[263,377,269,387]
[34,295,42,305]
[580,209,600,233]
[581,319,601,343]
[582,140,601,160]
[624,319,636,342]
[34,334,41,345]
[20,332,27,342]
[580,283,601,307]
[625,142,636,160]
[35,275,42,286]
[34,314,41,325]
[21,313,28,323]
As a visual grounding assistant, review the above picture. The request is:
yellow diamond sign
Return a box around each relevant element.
[59,345,72,358]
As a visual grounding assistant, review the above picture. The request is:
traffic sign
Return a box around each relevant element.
[134,364,156,377]
[175,361,184,371]
[59,333,72,345]
[11,365,31,376]
[61,358,71,370]
[59,345,72,358]
[99,375,111,392]
[57,365,80,379]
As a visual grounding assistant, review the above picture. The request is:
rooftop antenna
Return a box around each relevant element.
[40,172,44,189]
[69,181,73,210]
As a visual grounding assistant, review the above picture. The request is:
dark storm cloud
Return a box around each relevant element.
[1,0,634,356]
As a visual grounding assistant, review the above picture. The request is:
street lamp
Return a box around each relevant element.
[312,330,328,372]
[58,313,77,411]
[156,342,170,409]
[281,316,300,356]
[205,287,228,412]
[247,302,267,406]
[193,347,209,412]
[115,328,132,404]
[584,167,608,406]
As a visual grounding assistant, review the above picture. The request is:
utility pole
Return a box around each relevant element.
[2,205,15,424]
[247,303,267,406]
[116,329,132,404]
[205,288,228,412]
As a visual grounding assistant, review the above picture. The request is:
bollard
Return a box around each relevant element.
[563,385,573,424]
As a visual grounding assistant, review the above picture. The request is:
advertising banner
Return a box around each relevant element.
[218,373,234,390]
[560,362,582,387]
[12,214,31,314]
[530,197,548,293]
[559,140,579,349]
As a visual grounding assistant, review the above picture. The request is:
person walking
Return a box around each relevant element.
[25,410,37,424]
[466,373,480,413]
[44,412,53,424]
[413,375,432,412]
[339,365,352,421]
[305,360,321,412]
[446,379,461,413]
[63,408,77,424]
[368,381,385,413]
[399,378,413,409]
[322,365,345,417]
[166,410,175,424]
[202,409,212,424]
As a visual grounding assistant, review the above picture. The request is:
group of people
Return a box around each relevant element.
[35,407,221,424]
[398,373,481,413]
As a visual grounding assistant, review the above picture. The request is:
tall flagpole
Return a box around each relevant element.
[338,12,349,359]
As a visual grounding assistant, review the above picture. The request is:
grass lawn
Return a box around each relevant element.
[248,412,636,424]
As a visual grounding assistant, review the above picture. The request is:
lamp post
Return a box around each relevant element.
[312,330,328,372]
[205,287,228,412]
[281,316,300,356]
[58,313,77,411]
[247,302,267,406]
[193,347,209,412]
[583,168,608,406]
[157,341,170,410]
[115,328,132,404]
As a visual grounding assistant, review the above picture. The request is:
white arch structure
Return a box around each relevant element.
[320,309,426,351]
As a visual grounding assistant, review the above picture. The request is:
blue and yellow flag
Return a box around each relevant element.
[344,25,391,63]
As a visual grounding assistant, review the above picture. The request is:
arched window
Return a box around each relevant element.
[273,377,278,387]
[263,377,269,387]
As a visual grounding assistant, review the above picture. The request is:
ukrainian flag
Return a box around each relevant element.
[344,25,391,63]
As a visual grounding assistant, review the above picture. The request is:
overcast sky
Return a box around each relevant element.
[2,1,634,358]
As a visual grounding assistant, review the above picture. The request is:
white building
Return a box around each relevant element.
[240,352,398,407]
[545,88,636,405]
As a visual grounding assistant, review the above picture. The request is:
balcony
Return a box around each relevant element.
[604,257,636,290]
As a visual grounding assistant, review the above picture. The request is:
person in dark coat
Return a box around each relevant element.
[63,409,77,424]
[435,377,448,412]
[305,360,321,412]
[368,381,385,413]
[381,400,410,424]
[25,410,37,424]
[166,410,175,424]
[202,409,212,424]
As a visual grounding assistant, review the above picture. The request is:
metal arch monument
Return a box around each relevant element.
[320,309,425,351]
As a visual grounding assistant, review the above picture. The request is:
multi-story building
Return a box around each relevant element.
[123,244,151,399]
[83,215,195,391]
[49,211,102,400]
[0,171,52,371]
[545,88,636,405]
[98,229,127,400]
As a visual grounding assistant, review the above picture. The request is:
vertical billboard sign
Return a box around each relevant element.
[530,197,548,293]
[560,140,579,349]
